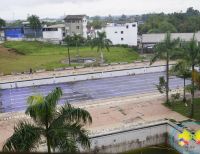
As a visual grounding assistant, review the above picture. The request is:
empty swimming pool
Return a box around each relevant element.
[0,72,190,113]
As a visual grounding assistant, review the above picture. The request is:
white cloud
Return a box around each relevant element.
[0,0,200,20]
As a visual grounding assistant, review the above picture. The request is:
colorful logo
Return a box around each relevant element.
[178,129,192,146]
[194,130,200,144]
[178,129,200,146]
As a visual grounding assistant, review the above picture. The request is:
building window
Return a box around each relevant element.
[76,26,80,30]
[132,24,136,27]
[126,25,129,29]
[121,31,124,34]
[121,38,124,41]
[115,31,118,33]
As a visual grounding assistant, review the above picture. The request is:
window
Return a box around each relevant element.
[115,31,118,33]
[126,25,129,29]
[76,26,80,30]
[121,31,124,34]
[132,24,136,27]
[121,38,124,41]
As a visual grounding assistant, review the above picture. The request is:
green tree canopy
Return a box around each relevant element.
[0,18,6,28]
[27,15,41,30]
[91,31,112,63]
[3,87,92,153]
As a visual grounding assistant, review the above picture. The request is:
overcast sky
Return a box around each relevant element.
[0,0,200,20]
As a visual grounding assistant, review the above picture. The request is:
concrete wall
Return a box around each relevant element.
[89,122,167,153]
[86,121,200,154]
[167,122,200,154]
[0,65,169,89]
[104,23,138,46]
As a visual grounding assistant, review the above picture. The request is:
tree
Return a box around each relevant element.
[73,34,85,58]
[158,21,177,33]
[27,15,41,39]
[91,31,112,64]
[3,87,92,153]
[150,32,180,105]
[182,35,200,118]
[63,35,74,66]
[170,60,191,103]
[0,18,6,28]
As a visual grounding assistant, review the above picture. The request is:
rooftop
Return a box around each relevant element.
[47,24,65,28]
[64,15,86,21]
[142,32,200,43]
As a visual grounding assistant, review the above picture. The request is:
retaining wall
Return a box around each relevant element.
[87,121,200,154]
[89,121,168,153]
[0,65,172,89]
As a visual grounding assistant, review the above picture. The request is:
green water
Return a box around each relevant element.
[123,145,180,154]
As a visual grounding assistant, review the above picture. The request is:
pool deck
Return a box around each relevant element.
[0,92,188,150]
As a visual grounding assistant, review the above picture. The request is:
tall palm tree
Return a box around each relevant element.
[63,35,74,66]
[91,31,112,64]
[150,32,180,105]
[73,34,85,58]
[182,35,200,118]
[170,60,191,103]
[3,87,92,153]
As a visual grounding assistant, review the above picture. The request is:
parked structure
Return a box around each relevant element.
[4,27,24,40]
[141,32,200,52]
[103,22,138,46]
[43,24,65,41]
[23,21,43,38]
[64,15,88,38]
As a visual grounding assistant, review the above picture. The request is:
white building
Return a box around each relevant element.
[43,24,65,41]
[103,23,138,46]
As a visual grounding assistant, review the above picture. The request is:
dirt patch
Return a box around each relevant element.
[0,45,21,59]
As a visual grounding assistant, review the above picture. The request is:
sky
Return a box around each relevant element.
[0,0,200,20]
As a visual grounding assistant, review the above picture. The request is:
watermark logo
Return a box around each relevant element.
[178,129,200,146]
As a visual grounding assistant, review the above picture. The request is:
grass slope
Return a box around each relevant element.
[166,98,200,121]
[0,41,140,75]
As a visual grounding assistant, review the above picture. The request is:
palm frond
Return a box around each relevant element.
[3,121,43,152]
[26,87,63,125]
[50,104,92,128]
[48,122,90,152]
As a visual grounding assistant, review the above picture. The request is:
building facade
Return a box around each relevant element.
[103,22,138,46]
[64,15,88,38]
[43,24,65,41]
[141,32,200,52]
[23,22,43,38]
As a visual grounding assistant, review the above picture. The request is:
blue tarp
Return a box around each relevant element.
[4,28,24,38]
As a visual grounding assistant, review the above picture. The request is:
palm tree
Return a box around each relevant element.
[3,87,92,153]
[182,34,200,118]
[150,32,180,105]
[170,60,191,103]
[73,34,84,58]
[91,31,112,64]
[63,35,74,66]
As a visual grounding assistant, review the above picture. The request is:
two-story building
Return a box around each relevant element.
[64,15,88,38]
[103,22,138,46]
